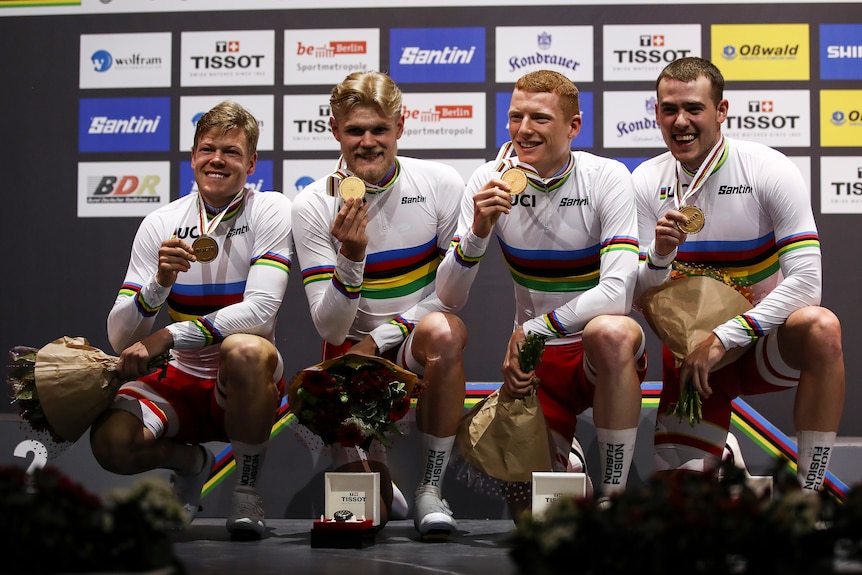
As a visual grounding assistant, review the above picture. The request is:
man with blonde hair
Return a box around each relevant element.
[291,71,467,539]
[91,101,293,539]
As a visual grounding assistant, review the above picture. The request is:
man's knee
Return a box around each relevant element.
[417,312,468,355]
[90,410,142,474]
[784,307,843,363]
[220,334,278,382]
[583,316,642,358]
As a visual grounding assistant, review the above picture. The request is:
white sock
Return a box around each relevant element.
[796,431,836,491]
[596,427,638,496]
[233,441,267,490]
[416,433,454,498]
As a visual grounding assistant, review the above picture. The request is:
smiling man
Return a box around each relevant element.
[436,69,646,517]
[90,101,293,540]
[290,71,468,539]
[633,57,845,490]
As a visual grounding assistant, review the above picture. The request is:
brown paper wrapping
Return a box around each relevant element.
[34,336,122,442]
[287,351,419,417]
[456,388,554,483]
[640,275,753,370]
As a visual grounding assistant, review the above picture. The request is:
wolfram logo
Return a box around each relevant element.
[92,50,162,72]
[722,45,737,60]
[399,45,476,65]
[89,115,161,134]
[91,50,113,72]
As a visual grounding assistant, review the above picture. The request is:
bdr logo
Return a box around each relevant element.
[89,175,161,201]
[78,161,169,218]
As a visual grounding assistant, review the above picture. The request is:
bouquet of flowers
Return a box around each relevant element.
[7,336,170,445]
[639,263,754,426]
[509,458,838,575]
[287,352,418,449]
[455,332,555,487]
[0,465,184,572]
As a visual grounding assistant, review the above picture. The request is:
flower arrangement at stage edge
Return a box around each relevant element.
[508,459,845,575]
[7,337,170,444]
[288,352,419,449]
[0,465,184,573]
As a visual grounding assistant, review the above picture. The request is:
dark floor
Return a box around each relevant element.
[170,519,520,575]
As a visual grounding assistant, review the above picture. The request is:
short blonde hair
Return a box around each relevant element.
[330,71,403,120]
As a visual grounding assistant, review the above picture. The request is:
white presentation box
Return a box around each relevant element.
[324,472,381,526]
[531,472,587,519]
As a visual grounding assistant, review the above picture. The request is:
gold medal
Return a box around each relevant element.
[501,168,528,195]
[192,235,219,263]
[339,176,367,200]
[678,205,705,234]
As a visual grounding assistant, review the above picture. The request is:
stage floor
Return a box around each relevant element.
[171,518,862,575]
[171,519,519,575]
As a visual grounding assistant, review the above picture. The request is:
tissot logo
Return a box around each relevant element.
[748,100,773,113]
[181,30,274,87]
[612,33,693,66]
[216,40,240,53]
[390,27,485,83]
[79,97,170,152]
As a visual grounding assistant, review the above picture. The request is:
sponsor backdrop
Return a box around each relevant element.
[2,2,861,450]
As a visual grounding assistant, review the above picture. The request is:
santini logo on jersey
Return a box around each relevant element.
[560,197,590,207]
[401,194,427,204]
[717,184,753,195]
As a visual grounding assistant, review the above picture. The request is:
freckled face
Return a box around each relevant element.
[507,89,580,178]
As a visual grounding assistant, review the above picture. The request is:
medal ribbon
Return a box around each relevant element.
[494,141,574,192]
[197,188,246,238]
[326,156,400,196]
[674,135,727,209]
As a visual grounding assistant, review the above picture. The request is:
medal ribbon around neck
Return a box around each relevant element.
[673,135,727,210]
[326,156,400,197]
[197,187,246,239]
[494,141,574,193]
